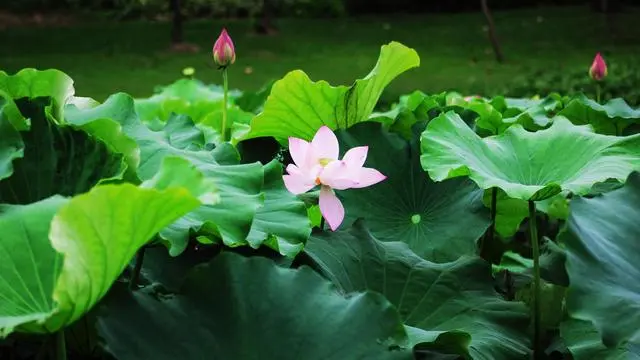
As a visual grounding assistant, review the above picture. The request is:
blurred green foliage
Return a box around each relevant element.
[507,61,640,106]
[3,6,638,103]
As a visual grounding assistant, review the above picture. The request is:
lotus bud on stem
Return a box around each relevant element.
[212,28,236,142]
[589,52,607,104]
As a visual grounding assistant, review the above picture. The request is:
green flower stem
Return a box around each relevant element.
[482,187,498,252]
[222,68,229,142]
[319,217,325,231]
[129,245,147,290]
[529,200,541,359]
[596,83,601,104]
[55,330,66,360]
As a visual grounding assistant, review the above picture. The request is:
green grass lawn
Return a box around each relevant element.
[1,6,639,102]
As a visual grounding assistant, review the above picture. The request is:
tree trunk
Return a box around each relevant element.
[170,0,183,44]
[255,0,277,35]
[480,0,504,63]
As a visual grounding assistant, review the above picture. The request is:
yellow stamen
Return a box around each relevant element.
[318,158,331,166]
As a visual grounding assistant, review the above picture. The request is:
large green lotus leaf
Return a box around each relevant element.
[421,111,640,201]
[449,94,557,136]
[0,68,74,127]
[133,113,261,255]
[559,172,640,347]
[158,160,263,255]
[560,318,640,360]
[490,95,563,132]
[304,222,531,359]
[235,79,275,113]
[336,122,490,262]
[559,94,640,135]
[65,93,265,255]
[133,78,238,124]
[441,95,513,137]
[370,90,437,140]
[74,93,215,180]
[495,97,546,112]
[165,149,309,257]
[156,140,263,255]
[490,93,563,113]
[465,100,505,136]
[245,160,311,257]
[0,97,24,181]
[96,252,412,360]
[393,94,560,138]
[65,97,141,177]
[0,196,67,336]
[0,157,217,336]
[248,42,420,141]
[490,95,563,114]
[198,104,254,145]
[0,97,126,204]
[135,243,218,292]
[0,70,130,187]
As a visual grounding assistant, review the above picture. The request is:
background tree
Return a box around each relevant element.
[255,0,277,35]
[481,0,504,63]
[170,0,183,44]
[168,0,199,52]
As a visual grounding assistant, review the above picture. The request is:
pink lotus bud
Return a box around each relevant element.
[212,28,236,68]
[589,53,607,81]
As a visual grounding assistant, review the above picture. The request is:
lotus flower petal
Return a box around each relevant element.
[283,173,316,195]
[311,126,339,161]
[319,186,345,231]
[342,146,369,169]
[320,160,359,190]
[351,168,387,188]
[289,137,312,169]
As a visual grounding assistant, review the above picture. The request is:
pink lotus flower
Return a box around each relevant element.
[283,126,386,231]
[589,52,607,81]
[212,28,236,68]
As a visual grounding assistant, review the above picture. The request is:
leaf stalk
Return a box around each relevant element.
[129,246,147,290]
[529,200,541,359]
[481,187,498,255]
[55,330,66,360]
